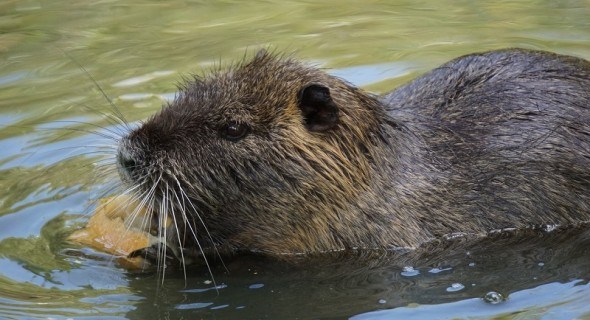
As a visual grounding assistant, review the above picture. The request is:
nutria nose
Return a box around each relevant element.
[117,144,139,178]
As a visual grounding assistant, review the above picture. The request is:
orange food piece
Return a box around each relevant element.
[68,195,155,268]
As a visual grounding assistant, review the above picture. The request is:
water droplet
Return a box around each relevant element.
[378,299,386,304]
[401,266,420,277]
[428,266,452,274]
[483,291,504,304]
[543,224,559,232]
[446,283,465,292]
[175,302,213,310]
[210,304,230,310]
[468,262,476,267]
[538,262,545,267]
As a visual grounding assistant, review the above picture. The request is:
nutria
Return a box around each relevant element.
[116,48,590,258]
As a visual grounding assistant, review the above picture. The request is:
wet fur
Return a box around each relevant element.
[118,49,590,260]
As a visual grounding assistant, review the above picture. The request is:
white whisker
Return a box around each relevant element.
[172,177,223,285]
[167,184,188,285]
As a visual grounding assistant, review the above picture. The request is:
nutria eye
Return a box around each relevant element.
[221,122,249,141]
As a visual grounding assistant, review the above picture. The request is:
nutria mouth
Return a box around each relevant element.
[117,49,590,260]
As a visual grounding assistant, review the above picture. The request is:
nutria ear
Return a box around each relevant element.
[298,84,340,132]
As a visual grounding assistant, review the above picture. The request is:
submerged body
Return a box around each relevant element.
[117,49,590,256]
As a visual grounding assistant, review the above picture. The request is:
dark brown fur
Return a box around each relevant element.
[118,49,590,257]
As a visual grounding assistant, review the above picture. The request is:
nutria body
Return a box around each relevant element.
[117,49,590,257]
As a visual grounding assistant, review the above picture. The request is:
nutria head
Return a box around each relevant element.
[117,51,397,257]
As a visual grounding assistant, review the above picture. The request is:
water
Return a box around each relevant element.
[1,0,590,319]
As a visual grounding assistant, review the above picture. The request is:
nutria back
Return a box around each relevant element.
[383,49,590,232]
[117,49,590,257]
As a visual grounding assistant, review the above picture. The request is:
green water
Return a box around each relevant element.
[1,1,590,319]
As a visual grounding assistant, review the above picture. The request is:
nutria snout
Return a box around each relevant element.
[117,49,590,257]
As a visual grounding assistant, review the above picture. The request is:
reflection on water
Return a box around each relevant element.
[120,226,590,319]
[1,0,589,318]
[355,281,590,320]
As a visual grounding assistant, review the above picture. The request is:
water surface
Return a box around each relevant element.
[1,1,590,319]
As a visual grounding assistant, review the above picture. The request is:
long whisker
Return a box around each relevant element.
[34,126,120,142]
[56,47,130,130]
[167,184,188,285]
[133,172,166,279]
[41,120,125,140]
[172,177,218,253]
[124,185,154,224]
[173,178,225,283]
[158,183,168,284]
[74,103,133,137]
